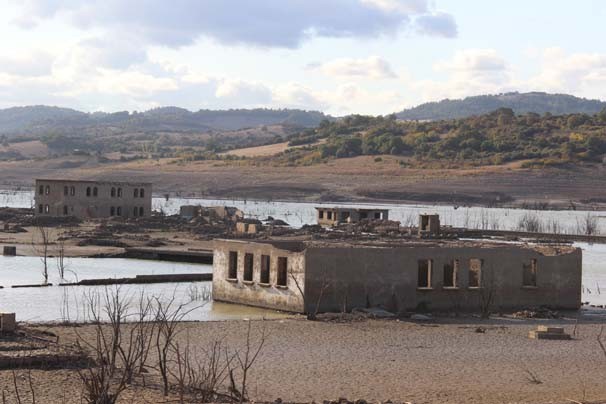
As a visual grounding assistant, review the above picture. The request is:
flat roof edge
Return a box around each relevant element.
[35,179,153,186]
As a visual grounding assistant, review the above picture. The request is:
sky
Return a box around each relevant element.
[1,0,606,115]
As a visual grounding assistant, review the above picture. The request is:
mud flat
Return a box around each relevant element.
[1,316,606,403]
[2,156,606,209]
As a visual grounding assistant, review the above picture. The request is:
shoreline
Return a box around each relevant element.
[3,184,606,213]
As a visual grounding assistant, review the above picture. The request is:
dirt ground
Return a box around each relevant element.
[2,317,606,404]
[2,156,606,209]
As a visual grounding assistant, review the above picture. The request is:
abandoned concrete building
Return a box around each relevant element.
[34,179,152,219]
[316,207,389,226]
[212,238,582,314]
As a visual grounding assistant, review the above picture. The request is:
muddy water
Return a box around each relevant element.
[0,256,290,322]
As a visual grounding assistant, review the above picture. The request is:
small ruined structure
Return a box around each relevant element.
[34,179,152,219]
[418,214,440,236]
[235,219,263,235]
[316,207,389,227]
[212,238,582,314]
[180,205,243,222]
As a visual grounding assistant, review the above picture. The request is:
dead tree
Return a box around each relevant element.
[478,266,497,319]
[77,288,136,404]
[289,266,331,320]
[153,295,203,396]
[32,221,52,284]
[578,212,599,236]
[227,320,267,403]
[56,230,67,281]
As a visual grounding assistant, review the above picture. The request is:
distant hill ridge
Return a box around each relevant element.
[396,92,606,121]
[0,105,329,134]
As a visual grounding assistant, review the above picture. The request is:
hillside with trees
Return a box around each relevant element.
[274,108,606,168]
[0,105,329,136]
[396,92,606,121]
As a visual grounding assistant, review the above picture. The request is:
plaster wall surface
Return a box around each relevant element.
[304,245,581,313]
[212,240,305,312]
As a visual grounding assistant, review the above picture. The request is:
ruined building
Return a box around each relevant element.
[212,238,582,314]
[419,214,440,236]
[34,179,152,219]
[316,207,389,227]
[180,205,244,222]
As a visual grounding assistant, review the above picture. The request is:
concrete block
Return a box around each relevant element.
[537,325,564,333]
[0,313,16,333]
[529,330,571,340]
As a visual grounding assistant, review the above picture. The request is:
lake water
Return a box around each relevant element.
[1,189,606,318]
[4,188,606,233]
[0,256,289,322]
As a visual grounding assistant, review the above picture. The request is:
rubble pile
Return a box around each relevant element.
[333,219,409,237]
[512,307,561,319]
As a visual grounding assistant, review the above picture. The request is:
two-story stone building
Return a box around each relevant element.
[34,179,152,219]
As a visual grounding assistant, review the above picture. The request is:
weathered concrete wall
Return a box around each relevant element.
[304,245,582,313]
[34,179,152,219]
[212,240,305,312]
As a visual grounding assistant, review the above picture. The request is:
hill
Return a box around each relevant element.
[396,92,606,121]
[274,108,606,169]
[0,105,329,136]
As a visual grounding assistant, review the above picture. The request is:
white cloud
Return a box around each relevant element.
[308,56,397,79]
[406,49,512,101]
[14,0,457,49]
[530,48,606,98]
[435,49,506,73]
[405,48,606,104]
[215,79,272,105]
[0,50,55,77]
[414,12,457,38]
[360,0,428,14]
[78,36,148,69]
[272,83,327,110]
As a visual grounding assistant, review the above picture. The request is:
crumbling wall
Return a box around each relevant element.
[212,240,305,312]
[303,245,582,313]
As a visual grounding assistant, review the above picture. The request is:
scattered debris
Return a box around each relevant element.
[352,308,396,319]
[410,314,433,321]
[513,307,561,319]
[0,326,89,370]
